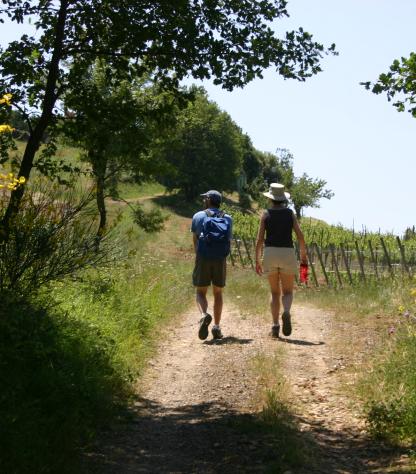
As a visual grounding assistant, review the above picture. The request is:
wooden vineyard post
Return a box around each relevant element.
[380,237,394,278]
[330,244,343,287]
[293,241,300,284]
[354,240,366,282]
[242,237,254,270]
[229,239,235,266]
[306,244,319,287]
[368,241,379,280]
[314,243,330,287]
[340,244,353,285]
[235,239,245,267]
[294,241,300,261]
[396,236,411,277]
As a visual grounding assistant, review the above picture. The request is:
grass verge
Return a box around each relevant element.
[297,277,416,449]
[227,267,317,472]
[0,195,194,473]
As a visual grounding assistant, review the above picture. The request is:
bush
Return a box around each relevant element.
[0,180,113,295]
[238,191,252,210]
[131,203,168,233]
[364,324,416,444]
[0,292,127,474]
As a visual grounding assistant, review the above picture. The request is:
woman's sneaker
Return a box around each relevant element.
[198,313,212,340]
[211,326,223,340]
[282,311,292,336]
[271,324,280,338]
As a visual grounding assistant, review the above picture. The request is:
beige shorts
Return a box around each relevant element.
[263,247,297,275]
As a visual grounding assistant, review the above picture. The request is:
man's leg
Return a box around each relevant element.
[196,286,212,340]
[267,272,281,325]
[196,286,209,315]
[212,285,223,326]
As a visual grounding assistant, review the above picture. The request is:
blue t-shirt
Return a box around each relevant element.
[191,208,233,240]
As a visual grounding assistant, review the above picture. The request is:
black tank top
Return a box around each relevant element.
[264,208,294,248]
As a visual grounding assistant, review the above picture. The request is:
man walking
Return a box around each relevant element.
[191,190,232,340]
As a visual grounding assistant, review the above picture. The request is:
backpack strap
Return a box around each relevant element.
[205,209,224,218]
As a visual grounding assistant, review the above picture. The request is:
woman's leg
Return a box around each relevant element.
[267,272,281,325]
[280,272,295,313]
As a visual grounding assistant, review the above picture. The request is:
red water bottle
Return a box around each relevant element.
[300,262,309,284]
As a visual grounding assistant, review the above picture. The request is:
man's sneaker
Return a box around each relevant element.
[282,311,292,336]
[211,326,223,340]
[198,313,212,340]
[271,325,280,338]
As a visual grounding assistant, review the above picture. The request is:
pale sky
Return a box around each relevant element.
[1,1,415,233]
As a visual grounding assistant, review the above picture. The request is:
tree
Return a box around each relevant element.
[157,89,244,199]
[63,61,187,238]
[362,52,416,118]
[274,148,333,219]
[289,174,334,219]
[0,0,336,234]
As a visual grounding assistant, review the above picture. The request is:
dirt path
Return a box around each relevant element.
[282,306,411,473]
[84,303,410,473]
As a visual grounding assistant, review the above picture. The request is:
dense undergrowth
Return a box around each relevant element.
[297,277,416,447]
[0,261,192,473]
[0,190,193,473]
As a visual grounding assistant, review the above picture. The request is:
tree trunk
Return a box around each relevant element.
[295,205,302,220]
[91,152,108,244]
[0,0,68,241]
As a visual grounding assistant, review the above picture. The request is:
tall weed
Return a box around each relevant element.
[0,293,124,474]
[0,255,193,473]
[361,323,416,444]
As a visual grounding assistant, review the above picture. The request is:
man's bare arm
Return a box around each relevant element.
[193,233,198,253]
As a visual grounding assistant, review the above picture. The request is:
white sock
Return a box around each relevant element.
[212,324,220,329]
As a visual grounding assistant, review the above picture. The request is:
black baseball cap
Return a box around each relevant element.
[200,190,222,206]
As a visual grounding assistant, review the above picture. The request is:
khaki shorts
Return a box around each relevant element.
[263,247,297,275]
[192,255,226,287]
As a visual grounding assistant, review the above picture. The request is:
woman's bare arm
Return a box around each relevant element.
[255,212,267,275]
[293,214,307,264]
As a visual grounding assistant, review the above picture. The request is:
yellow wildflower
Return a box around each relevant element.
[410,288,416,297]
[0,93,12,106]
[0,124,14,134]
[398,305,405,313]
[19,176,26,184]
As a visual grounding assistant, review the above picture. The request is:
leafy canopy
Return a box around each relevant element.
[0,0,336,231]
[275,148,333,219]
[157,88,244,199]
[362,52,416,118]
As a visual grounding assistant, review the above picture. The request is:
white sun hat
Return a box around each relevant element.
[262,183,290,201]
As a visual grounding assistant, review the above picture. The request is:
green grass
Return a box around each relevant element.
[0,256,193,473]
[0,183,194,473]
[296,278,411,318]
[227,266,270,320]
[253,351,316,473]
[117,181,166,200]
[0,294,124,473]
[226,267,318,472]
[296,277,416,447]
[359,322,416,445]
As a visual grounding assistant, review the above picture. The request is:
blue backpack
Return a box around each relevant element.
[197,210,231,259]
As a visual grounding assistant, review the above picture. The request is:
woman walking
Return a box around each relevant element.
[255,183,307,338]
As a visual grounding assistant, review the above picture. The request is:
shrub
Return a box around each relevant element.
[0,179,114,295]
[0,292,127,474]
[364,324,416,444]
[131,203,168,233]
